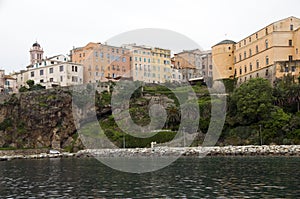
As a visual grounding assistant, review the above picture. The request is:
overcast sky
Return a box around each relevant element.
[0,0,300,73]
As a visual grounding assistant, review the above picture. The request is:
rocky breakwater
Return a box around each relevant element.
[76,145,300,157]
[0,149,75,161]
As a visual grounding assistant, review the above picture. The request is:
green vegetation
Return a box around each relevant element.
[223,78,300,145]
[19,80,45,92]
[95,78,300,146]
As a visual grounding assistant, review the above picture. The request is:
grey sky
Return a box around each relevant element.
[0,0,300,73]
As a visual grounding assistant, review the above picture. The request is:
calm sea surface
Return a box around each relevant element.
[0,156,299,198]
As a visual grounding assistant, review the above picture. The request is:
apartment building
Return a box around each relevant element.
[212,16,300,85]
[172,49,212,81]
[12,42,83,90]
[71,42,131,83]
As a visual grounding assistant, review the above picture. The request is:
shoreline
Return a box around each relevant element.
[0,145,300,161]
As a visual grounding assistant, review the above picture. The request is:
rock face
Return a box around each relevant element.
[0,88,83,151]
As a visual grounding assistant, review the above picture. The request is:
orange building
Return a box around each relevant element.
[71,42,131,83]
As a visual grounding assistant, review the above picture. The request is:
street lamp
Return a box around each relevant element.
[183,127,186,147]
[259,125,263,146]
[123,133,126,148]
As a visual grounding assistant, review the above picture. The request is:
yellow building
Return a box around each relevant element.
[123,44,172,83]
[151,47,172,83]
[212,16,300,85]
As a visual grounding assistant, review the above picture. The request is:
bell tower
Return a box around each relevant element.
[30,41,44,65]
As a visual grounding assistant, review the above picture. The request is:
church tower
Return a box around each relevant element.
[29,42,44,65]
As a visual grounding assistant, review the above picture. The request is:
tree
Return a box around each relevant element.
[231,78,274,125]
[19,80,45,92]
[166,105,180,130]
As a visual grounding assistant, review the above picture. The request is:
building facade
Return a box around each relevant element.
[172,49,212,81]
[4,75,17,94]
[212,16,300,85]
[0,70,5,93]
[12,42,83,90]
[71,42,131,83]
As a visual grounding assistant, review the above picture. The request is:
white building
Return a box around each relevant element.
[12,42,84,90]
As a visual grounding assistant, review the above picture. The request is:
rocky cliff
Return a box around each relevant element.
[0,88,83,151]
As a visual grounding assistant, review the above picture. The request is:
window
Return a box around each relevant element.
[292,66,296,72]
[40,79,44,83]
[250,63,253,71]
[239,43,241,47]
[31,71,34,77]
[256,73,259,77]
[244,65,247,73]
[244,40,246,45]
[244,51,246,59]
[289,40,293,46]
[72,65,74,72]
[256,33,258,39]
[249,49,252,57]
[266,56,269,65]
[94,52,98,57]
[75,66,78,72]
[239,54,242,61]
[285,67,289,72]
[256,45,259,53]
[289,55,293,62]
[265,69,269,76]
[239,67,242,75]
[249,37,251,42]
[266,28,268,35]
[100,52,104,58]
[297,48,299,54]
[234,56,237,63]
[40,69,44,76]
[144,58,147,62]
[50,78,53,82]
[49,68,53,74]
[290,24,294,31]
[51,61,54,64]
[122,57,126,62]
[256,60,260,69]
[60,76,63,82]
[265,39,268,49]
[59,65,64,72]
[72,76,78,82]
